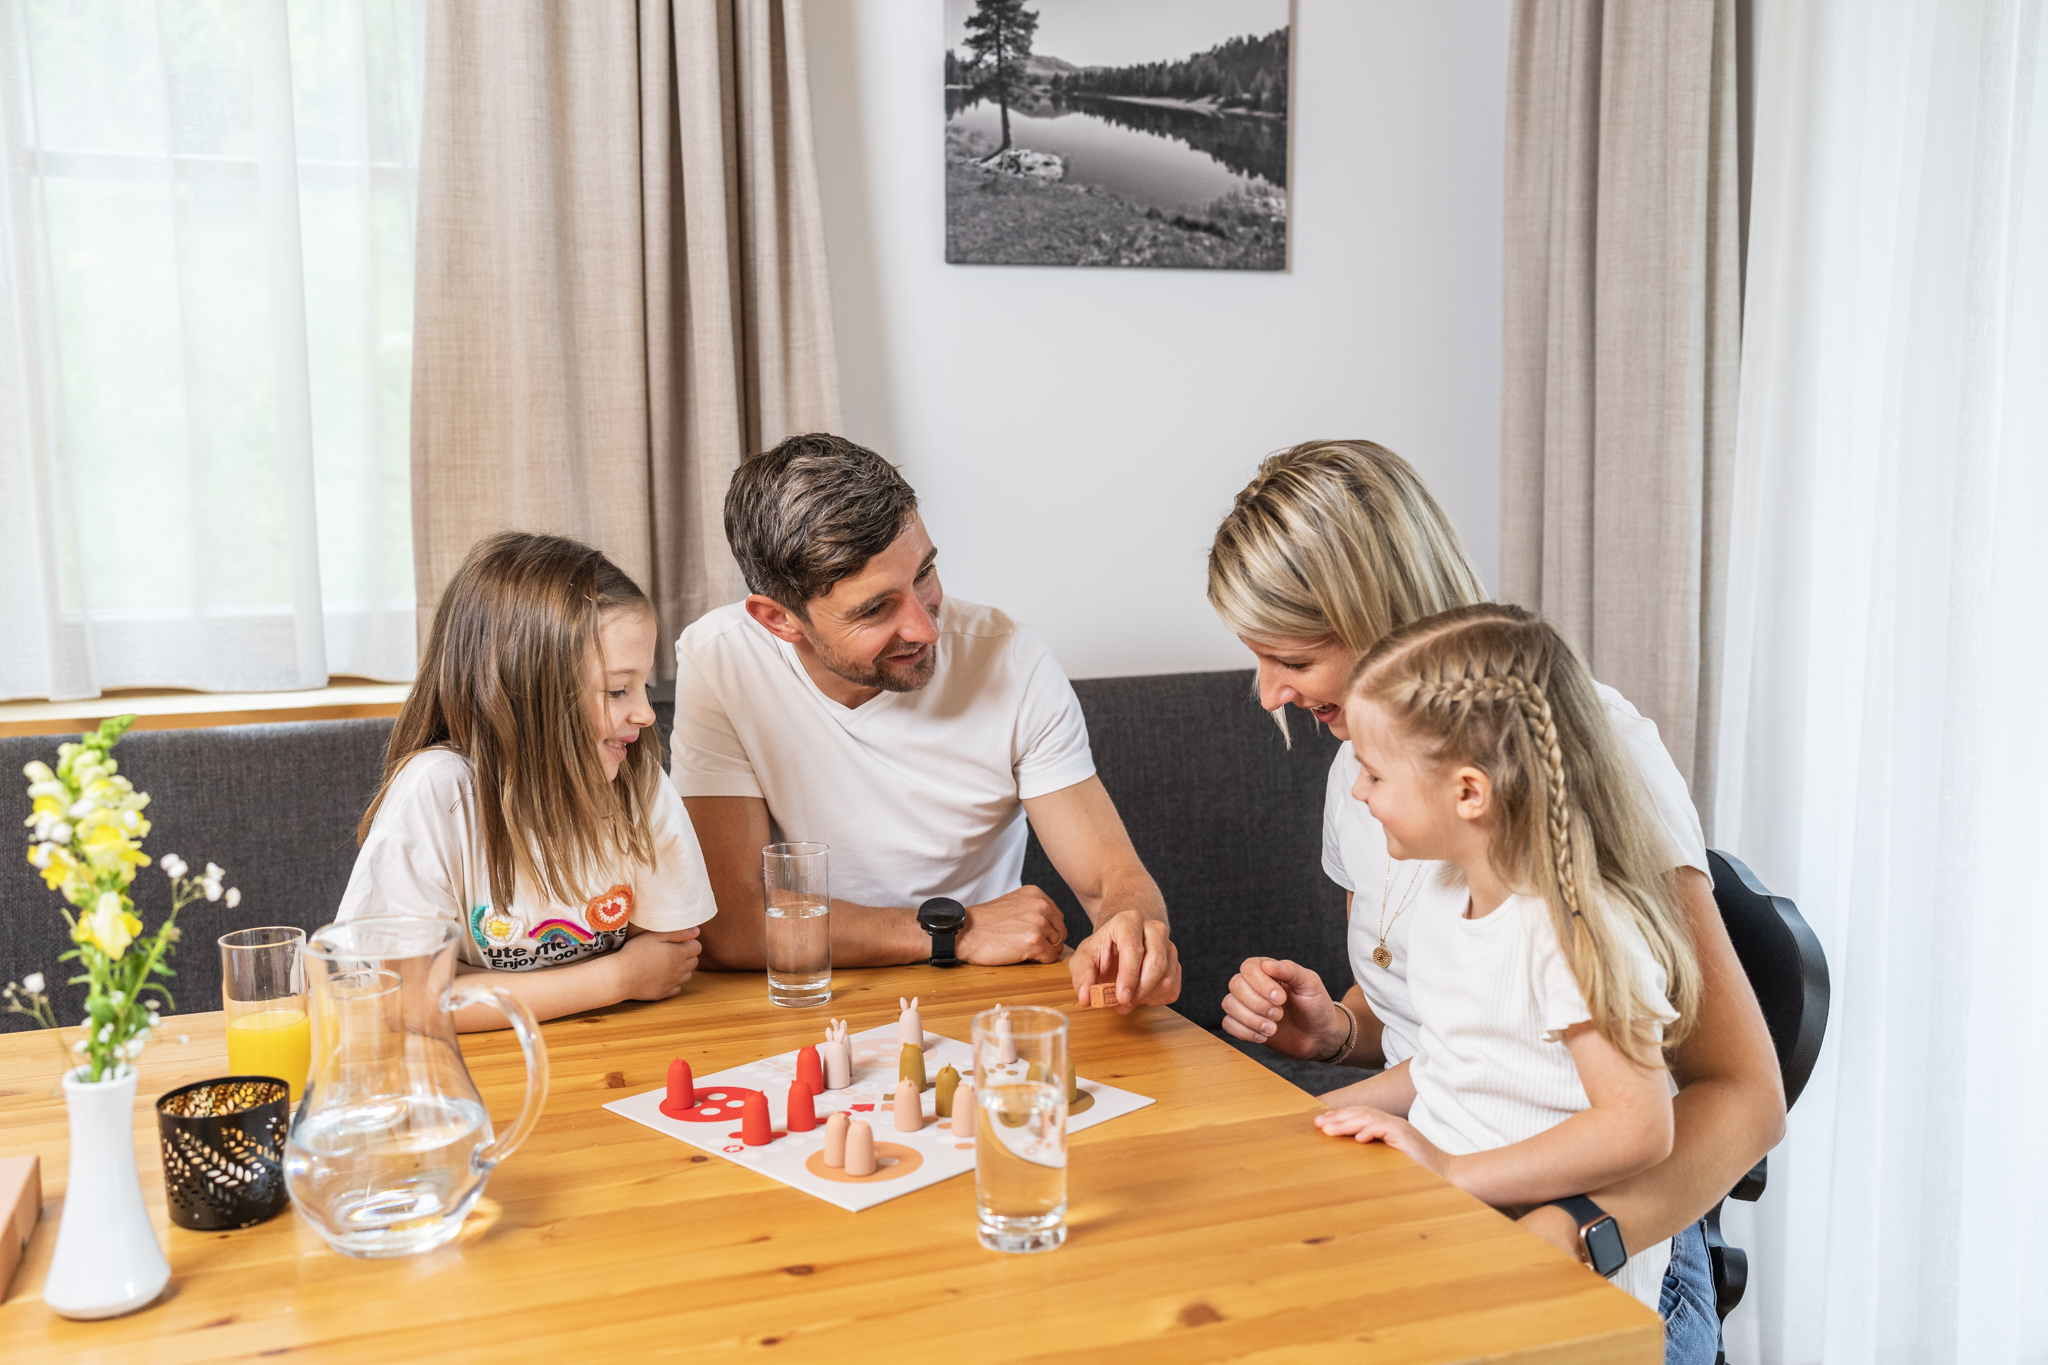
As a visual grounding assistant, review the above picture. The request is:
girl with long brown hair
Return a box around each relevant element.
[337,533,717,1029]
[1314,605,1698,1307]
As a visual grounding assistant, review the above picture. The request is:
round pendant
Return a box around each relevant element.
[1372,945,1392,969]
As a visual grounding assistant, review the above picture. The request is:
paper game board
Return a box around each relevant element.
[604,1022,1154,1212]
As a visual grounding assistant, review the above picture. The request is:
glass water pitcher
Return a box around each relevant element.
[285,917,548,1257]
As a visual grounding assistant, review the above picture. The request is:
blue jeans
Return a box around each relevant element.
[1661,1220,1719,1365]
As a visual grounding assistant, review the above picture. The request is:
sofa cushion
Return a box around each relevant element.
[3,671,1354,1041]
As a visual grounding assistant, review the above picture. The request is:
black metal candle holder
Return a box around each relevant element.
[155,1076,291,1231]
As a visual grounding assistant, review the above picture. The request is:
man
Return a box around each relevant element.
[670,433,1180,1010]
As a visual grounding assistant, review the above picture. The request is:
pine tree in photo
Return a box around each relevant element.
[961,0,1039,152]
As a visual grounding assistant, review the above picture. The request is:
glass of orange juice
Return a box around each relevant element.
[220,927,311,1101]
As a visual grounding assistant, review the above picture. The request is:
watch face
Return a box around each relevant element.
[917,897,967,933]
[1583,1217,1627,1277]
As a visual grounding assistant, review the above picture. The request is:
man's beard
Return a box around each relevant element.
[809,607,941,693]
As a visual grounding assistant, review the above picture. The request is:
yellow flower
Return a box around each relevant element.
[77,893,142,960]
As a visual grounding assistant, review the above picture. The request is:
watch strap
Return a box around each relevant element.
[929,929,960,967]
[1546,1195,1627,1277]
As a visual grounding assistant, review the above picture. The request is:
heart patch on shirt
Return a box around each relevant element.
[585,883,633,933]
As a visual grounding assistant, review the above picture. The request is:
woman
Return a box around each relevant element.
[1207,440,1783,1362]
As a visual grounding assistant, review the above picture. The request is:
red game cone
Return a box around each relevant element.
[786,1080,818,1132]
[740,1090,774,1146]
[658,1058,696,1118]
[795,1044,825,1096]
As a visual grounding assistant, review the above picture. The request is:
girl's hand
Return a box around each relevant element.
[1316,1105,1453,1181]
[1221,957,1343,1059]
[611,927,703,1001]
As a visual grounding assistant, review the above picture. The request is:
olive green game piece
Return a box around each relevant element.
[934,1064,961,1117]
[899,1041,928,1091]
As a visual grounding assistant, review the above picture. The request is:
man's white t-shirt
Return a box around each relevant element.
[1405,888,1679,1308]
[1322,680,1708,1067]
[669,598,1097,909]
[336,749,718,971]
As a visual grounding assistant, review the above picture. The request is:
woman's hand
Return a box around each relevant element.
[1221,957,1345,1060]
[611,926,703,1001]
[1316,1105,1453,1182]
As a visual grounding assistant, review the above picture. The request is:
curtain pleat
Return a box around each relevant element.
[1501,0,1740,816]
[410,0,841,664]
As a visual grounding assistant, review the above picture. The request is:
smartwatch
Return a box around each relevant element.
[1545,1195,1627,1278]
[916,897,967,967]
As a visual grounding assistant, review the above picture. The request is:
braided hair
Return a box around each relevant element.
[1348,604,1700,1066]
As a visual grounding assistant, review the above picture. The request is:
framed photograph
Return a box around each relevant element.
[944,0,1291,270]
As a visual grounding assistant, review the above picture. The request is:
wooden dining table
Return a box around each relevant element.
[0,961,1659,1362]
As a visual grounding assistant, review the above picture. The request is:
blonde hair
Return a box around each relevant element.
[1208,440,1488,657]
[360,532,664,910]
[1351,604,1700,1066]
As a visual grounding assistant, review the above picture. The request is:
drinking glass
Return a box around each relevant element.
[763,842,830,1008]
[971,1005,1068,1253]
[220,927,310,1101]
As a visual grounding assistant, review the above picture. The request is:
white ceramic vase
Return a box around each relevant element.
[42,1065,171,1320]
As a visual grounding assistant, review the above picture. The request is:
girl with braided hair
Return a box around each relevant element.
[1209,442,1778,1359]
[1313,604,1699,1305]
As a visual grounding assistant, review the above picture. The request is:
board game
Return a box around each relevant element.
[605,1017,1154,1212]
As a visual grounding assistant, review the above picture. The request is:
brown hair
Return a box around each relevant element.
[1208,440,1487,657]
[725,432,919,614]
[1350,604,1700,1066]
[359,532,663,909]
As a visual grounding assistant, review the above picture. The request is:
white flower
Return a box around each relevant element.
[98,1023,113,1042]
[225,887,241,909]
[22,972,43,994]
[97,890,124,917]
[109,990,125,1006]
[204,881,222,902]
[68,797,94,820]
[176,1034,188,1045]
[205,862,223,881]
[71,1038,87,1053]
[159,853,188,879]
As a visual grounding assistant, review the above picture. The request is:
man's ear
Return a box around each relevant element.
[1452,765,1493,823]
[743,594,810,645]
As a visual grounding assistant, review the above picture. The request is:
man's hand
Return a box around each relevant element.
[1068,909,1179,1011]
[610,927,703,1001]
[1221,957,1345,1060]
[958,885,1068,965]
[1315,1105,1453,1181]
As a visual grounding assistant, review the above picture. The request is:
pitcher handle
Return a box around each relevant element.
[443,978,550,1172]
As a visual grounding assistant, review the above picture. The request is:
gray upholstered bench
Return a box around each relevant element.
[1,672,1370,1093]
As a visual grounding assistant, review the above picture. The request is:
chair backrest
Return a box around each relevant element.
[1706,849,1830,1109]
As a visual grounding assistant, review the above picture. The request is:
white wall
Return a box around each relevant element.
[804,0,1510,678]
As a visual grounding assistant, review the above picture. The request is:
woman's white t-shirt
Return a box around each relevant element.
[336,749,718,971]
[1322,680,1708,1067]
[1405,888,1678,1307]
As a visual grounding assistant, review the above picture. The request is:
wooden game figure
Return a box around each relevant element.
[795,1044,825,1097]
[1061,1053,1080,1105]
[934,1065,960,1118]
[657,1059,696,1118]
[822,1020,851,1090]
[951,1080,977,1137]
[822,1112,850,1167]
[898,1041,928,1092]
[786,1080,818,1133]
[740,1090,774,1146]
[843,1119,878,1176]
[892,1078,923,1132]
[897,996,922,1045]
[995,1006,1017,1064]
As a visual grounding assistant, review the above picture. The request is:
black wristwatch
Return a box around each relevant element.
[1546,1195,1627,1278]
[917,897,967,967]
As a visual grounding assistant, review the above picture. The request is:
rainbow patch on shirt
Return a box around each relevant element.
[529,918,598,947]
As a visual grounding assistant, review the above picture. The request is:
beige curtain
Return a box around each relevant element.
[410,0,841,670]
[1500,0,1741,814]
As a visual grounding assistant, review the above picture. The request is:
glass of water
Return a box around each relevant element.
[971,1005,1068,1253]
[763,842,830,1008]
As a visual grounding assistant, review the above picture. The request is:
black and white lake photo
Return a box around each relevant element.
[945,0,1290,270]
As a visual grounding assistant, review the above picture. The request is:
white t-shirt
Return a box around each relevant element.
[1323,680,1708,1067]
[1405,888,1678,1307]
[336,748,718,971]
[669,598,1097,909]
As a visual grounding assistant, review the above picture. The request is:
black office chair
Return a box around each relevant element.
[1702,849,1830,1365]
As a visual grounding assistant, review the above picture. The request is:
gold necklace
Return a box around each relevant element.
[1373,857,1424,969]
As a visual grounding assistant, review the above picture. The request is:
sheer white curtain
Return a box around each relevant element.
[0,0,421,701]
[1714,1,2047,1361]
